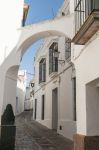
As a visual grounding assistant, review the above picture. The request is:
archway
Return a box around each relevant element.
[17,15,73,57]
[1,15,74,120]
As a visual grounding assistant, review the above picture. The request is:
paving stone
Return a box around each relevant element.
[15,111,73,150]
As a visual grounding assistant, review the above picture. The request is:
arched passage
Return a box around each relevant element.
[17,15,73,56]
[1,15,74,119]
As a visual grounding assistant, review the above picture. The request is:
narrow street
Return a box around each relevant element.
[15,111,73,150]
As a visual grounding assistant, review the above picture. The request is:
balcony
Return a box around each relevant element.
[72,0,99,45]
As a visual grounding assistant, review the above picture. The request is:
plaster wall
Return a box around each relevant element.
[0,0,23,121]
[33,36,76,140]
[16,70,26,115]
[0,0,23,64]
[72,34,99,135]
[0,0,75,128]
[25,87,33,110]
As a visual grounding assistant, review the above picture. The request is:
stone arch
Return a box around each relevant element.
[1,16,73,118]
[17,15,73,57]
[20,30,66,56]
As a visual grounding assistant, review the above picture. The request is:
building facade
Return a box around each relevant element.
[16,70,27,115]
[33,36,76,140]
[72,0,99,149]
[0,0,99,149]
[33,0,99,147]
[0,0,74,122]
[32,1,76,140]
[24,80,34,111]
[0,0,24,120]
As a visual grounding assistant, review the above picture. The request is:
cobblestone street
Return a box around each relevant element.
[15,111,73,150]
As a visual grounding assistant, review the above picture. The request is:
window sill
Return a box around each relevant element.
[39,82,46,87]
[49,72,58,78]
[65,57,71,63]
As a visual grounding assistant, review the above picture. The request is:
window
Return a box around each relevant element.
[39,58,46,83]
[49,42,58,74]
[34,99,37,120]
[65,38,71,60]
[72,78,76,121]
[74,0,99,33]
[75,0,86,33]
[41,95,45,120]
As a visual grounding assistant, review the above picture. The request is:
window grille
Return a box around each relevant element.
[72,77,76,121]
[49,42,58,75]
[74,0,99,33]
[65,38,71,60]
[41,95,45,120]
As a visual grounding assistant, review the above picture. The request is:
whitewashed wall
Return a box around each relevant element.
[72,32,99,135]
[33,35,76,140]
[0,0,23,121]
[24,87,30,110]
[33,0,76,140]
[25,86,33,110]
[16,70,26,115]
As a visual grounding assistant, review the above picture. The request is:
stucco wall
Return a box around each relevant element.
[73,33,99,135]
[16,70,26,115]
[33,36,76,140]
[0,0,23,122]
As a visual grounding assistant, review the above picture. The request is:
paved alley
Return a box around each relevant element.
[15,111,73,150]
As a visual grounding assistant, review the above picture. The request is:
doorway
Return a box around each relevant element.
[34,99,37,120]
[86,79,99,135]
[52,88,58,131]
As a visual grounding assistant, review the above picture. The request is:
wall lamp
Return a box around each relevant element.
[31,83,34,88]
[53,50,65,63]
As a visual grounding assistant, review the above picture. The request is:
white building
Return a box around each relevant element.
[24,80,34,111]
[0,0,99,149]
[33,1,76,140]
[0,1,29,119]
[0,0,73,121]
[16,70,27,115]
[71,0,99,149]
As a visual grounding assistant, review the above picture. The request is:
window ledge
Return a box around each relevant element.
[65,57,71,62]
[49,72,58,78]
[39,82,46,87]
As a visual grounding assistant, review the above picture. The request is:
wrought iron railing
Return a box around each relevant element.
[75,0,99,33]
[0,125,16,150]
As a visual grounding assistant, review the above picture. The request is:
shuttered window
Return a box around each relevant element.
[39,58,46,83]
[49,42,58,74]
[34,99,37,120]
[74,0,99,33]
[41,95,45,120]
[72,78,76,121]
[65,38,71,60]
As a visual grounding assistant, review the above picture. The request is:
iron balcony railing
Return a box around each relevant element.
[75,0,99,33]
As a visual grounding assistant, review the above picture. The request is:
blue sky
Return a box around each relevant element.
[20,0,64,83]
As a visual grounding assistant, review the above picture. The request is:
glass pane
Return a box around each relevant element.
[94,0,99,10]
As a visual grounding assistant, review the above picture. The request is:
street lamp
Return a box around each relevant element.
[53,50,65,63]
[31,83,34,88]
